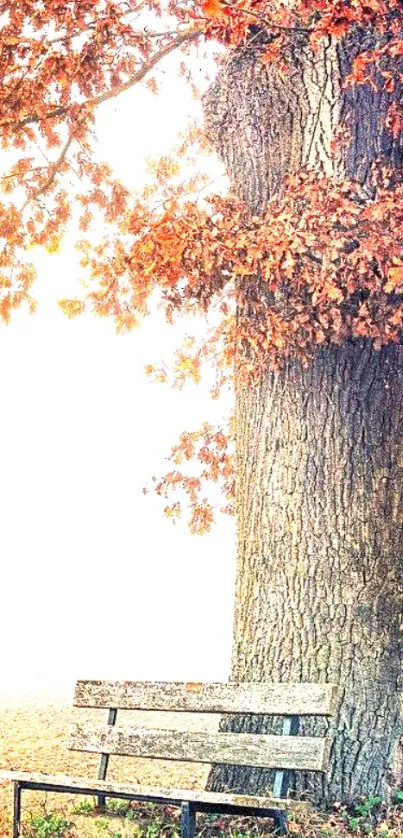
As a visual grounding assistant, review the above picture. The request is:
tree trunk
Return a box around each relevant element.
[203,27,403,802]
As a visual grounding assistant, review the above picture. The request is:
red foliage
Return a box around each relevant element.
[2,1,403,529]
[145,421,235,534]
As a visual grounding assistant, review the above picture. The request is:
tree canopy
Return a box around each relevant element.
[2,0,403,531]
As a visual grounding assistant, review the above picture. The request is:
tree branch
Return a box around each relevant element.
[8,28,200,133]
[31,131,75,198]
[85,28,200,109]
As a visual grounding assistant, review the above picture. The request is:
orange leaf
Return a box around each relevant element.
[385,266,403,292]
[186,683,203,693]
[58,298,85,318]
[325,283,343,301]
[200,0,226,18]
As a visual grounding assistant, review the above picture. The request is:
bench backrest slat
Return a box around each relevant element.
[69,723,330,772]
[74,680,337,716]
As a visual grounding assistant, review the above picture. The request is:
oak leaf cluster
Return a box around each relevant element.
[2,0,403,530]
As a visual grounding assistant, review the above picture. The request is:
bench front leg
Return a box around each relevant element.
[273,810,288,835]
[181,802,196,838]
[13,782,22,838]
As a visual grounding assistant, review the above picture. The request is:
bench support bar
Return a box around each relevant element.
[97,707,118,811]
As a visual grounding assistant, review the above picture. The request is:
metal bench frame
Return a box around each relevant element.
[12,780,292,838]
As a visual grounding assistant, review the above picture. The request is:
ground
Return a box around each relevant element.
[0,697,402,838]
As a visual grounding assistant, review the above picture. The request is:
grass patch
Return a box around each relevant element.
[1,794,400,838]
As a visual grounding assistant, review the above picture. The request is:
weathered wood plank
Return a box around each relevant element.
[69,724,330,771]
[74,681,338,716]
[0,770,307,811]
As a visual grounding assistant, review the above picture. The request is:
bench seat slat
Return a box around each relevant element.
[69,724,330,772]
[0,770,307,812]
[74,681,337,716]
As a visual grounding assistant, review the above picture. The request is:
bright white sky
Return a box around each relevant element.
[0,47,236,702]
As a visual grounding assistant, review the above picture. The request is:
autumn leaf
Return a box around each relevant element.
[384,264,403,292]
[164,502,182,520]
[389,41,403,57]
[58,299,86,318]
[200,0,227,18]
[45,238,62,254]
[324,282,343,302]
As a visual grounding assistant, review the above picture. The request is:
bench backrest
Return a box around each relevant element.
[70,680,337,789]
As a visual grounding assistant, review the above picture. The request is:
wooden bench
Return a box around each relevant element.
[0,680,338,838]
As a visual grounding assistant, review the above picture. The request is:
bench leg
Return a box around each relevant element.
[13,783,22,838]
[273,810,288,835]
[96,794,107,812]
[181,802,196,838]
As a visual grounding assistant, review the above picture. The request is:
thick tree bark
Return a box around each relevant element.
[203,28,403,802]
